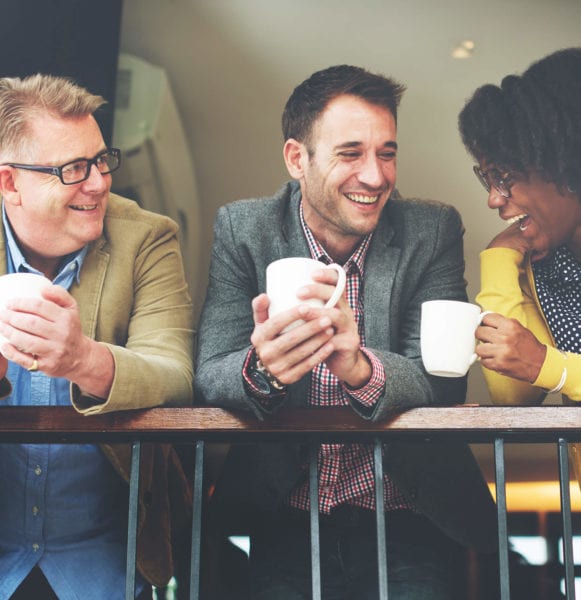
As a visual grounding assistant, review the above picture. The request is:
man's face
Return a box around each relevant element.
[2,113,111,265]
[296,94,397,258]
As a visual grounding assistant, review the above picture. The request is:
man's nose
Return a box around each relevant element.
[82,164,109,192]
[358,156,385,188]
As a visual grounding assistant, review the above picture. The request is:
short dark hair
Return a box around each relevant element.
[282,65,406,148]
[458,47,581,191]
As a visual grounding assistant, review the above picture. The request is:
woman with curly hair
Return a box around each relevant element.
[458,47,581,483]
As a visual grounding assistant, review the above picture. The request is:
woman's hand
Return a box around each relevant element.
[475,312,547,382]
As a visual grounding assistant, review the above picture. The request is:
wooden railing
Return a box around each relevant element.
[0,404,579,600]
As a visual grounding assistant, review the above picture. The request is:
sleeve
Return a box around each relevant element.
[476,247,554,405]
[341,347,386,407]
[194,206,283,418]
[534,346,581,402]
[71,217,194,415]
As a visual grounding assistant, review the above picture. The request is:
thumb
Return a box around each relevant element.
[40,284,75,308]
[252,293,270,325]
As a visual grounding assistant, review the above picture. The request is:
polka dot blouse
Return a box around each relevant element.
[532,245,581,354]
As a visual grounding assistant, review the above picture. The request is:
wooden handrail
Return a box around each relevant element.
[0,405,579,443]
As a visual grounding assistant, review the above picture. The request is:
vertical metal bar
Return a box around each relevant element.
[309,442,322,600]
[125,440,141,600]
[558,438,576,600]
[373,439,389,600]
[494,438,511,600]
[189,440,205,600]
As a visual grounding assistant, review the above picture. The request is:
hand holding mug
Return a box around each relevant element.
[476,312,547,383]
[249,258,346,387]
[267,257,346,332]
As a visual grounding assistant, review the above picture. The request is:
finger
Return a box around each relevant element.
[475,324,499,344]
[296,281,342,304]
[252,294,270,325]
[275,324,335,367]
[39,284,74,308]
[0,340,41,371]
[311,268,339,285]
[0,307,52,344]
[273,339,336,385]
[256,310,332,359]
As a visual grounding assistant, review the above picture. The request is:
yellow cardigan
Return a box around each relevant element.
[477,247,581,487]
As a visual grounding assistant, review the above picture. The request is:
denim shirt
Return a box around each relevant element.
[0,209,144,599]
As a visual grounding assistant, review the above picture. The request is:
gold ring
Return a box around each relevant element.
[27,357,39,372]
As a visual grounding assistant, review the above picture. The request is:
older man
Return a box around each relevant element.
[196,65,497,599]
[0,74,194,599]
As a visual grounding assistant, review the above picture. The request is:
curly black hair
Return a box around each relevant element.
[458,47,581,192]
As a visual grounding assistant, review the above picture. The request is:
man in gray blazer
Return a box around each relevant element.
[196,65,497,599]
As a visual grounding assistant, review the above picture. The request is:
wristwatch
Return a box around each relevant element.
[248,353,287,395]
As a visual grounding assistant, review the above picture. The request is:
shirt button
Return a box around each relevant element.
[34,466,42,476]
[32,543,40,552]
[32,506,39,516]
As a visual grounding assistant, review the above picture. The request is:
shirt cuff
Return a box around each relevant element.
[341,347,386,407]
[533,346,568,391]
[242,348,287,408]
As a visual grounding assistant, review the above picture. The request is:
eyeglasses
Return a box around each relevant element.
[473,165,514,198]
[3,148,121,185]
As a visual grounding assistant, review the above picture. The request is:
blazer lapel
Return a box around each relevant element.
[70,236,110,339]
[363,214,400,352]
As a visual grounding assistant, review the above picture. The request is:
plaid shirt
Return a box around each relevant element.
[287,202,414,514]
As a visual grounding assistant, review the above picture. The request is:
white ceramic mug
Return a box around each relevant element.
[420,299,489,377]
[0,273,52,345]
[266,257,346,332]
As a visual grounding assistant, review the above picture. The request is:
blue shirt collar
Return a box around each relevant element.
[2,202,87,285]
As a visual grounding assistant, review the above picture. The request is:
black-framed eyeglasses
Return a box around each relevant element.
[2,148,121,185]
[473,165,514,198]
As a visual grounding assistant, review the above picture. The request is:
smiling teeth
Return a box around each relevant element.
[72,205,96,211]
[346,194,378,204]
[506,214,527,225]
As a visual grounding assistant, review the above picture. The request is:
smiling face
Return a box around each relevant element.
[284,94,397,262]
[485,169,581,260]
[0,113,110,275]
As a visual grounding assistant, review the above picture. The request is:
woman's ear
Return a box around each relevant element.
[283,138,308,180]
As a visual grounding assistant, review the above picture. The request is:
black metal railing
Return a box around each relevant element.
[0,405,579,600]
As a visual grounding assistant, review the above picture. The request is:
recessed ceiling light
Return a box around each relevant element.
[451,40,475,59]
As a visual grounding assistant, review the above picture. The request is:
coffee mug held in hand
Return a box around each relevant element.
[421,300,489,377]
[266,257,346,332]
[0,273,52,345]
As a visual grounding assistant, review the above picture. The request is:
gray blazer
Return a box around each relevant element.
[195,181,498,552]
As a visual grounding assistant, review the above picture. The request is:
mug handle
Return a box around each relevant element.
[323,264,346,308]
[469,310,494,365]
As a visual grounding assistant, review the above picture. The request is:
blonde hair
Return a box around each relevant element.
[0,73,107,161]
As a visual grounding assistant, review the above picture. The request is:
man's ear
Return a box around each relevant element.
[283,138,308,180]
[0,166,21,205]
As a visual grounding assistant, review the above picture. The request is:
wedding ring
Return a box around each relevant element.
[27,357,39,372]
